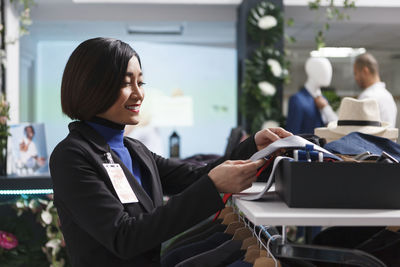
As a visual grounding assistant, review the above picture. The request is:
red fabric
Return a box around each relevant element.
[256,157,274,177]
[213,193,233,221]
[213,157,275,221]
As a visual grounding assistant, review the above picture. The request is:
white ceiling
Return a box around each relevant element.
[24,0,400,52]
[71,0,242,4]
[285,5,400,51]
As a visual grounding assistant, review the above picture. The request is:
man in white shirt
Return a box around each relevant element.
[354,53,397,127]
[315,53,397,127]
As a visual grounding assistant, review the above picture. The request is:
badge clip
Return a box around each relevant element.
[104,152,114,164]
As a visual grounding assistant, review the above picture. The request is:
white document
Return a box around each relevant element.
[103,163,139,203]
[237,135,339,201]
[236,156,292,200]
[249,135,338,161]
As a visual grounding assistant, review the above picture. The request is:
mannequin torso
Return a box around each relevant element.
[286,57,337,134]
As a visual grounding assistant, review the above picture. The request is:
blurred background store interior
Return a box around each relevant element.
[9,0,400,157]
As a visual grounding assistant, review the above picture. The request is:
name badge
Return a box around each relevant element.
[103,163,138,203]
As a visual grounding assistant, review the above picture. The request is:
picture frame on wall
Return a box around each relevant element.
[7,123,49,176]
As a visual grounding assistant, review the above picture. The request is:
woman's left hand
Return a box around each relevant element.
[254,127,293,151]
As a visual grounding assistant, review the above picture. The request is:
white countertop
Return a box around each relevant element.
[233,183,400,226]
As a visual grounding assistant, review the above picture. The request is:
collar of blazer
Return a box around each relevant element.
[123,137,164,208]
[68,121,158,212]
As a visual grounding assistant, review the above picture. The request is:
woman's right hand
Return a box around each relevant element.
[208,159,265,193]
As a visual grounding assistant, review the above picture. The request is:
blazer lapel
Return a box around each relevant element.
[124,138,164,208]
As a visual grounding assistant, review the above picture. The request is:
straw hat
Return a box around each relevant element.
[314,97,398,143]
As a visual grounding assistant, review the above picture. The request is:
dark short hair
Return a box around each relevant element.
[354,52,379,76]
[24,125,35,137]
[61,37,141,120]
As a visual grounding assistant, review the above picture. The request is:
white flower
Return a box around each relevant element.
[267,59,282,77]
[50,258,65,267]
[46,200,54,210]
[283,69,289,76]
[251,9,260,20]
[46,239,61,250]
[28,199,36,209]
[258,81,276,96]
[258,15,277,30]
[257,7,265,16]
[262,120,280,130]
[16,200,25,208]
[38,198,49,205]
[41,210,53,225]
[46,239,61,256]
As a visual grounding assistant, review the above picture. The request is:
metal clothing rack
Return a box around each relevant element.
[262,227,386,266]
[236,208,387,267]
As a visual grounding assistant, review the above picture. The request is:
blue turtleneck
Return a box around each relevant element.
[85,117,143,187]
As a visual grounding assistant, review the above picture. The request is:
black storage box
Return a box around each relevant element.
[275,160,400,209]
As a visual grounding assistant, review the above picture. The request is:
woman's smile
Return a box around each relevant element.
[125,104,140,113]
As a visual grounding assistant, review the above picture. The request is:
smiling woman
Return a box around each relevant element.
[49,37,291,266]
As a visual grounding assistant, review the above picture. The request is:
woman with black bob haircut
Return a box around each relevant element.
[50,37,292,266]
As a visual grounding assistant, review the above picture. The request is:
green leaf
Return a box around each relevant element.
[316,31,325,49]
[286,18,294,27]
[285,35,296,44]
[308,0,320,10]
[326,8,333,20]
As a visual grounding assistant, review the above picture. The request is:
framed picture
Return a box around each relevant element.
[7,123,49,176]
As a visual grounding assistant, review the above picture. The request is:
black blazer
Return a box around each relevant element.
[49,121,257,266]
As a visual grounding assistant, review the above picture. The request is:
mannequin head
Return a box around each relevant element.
[305,57,333,88]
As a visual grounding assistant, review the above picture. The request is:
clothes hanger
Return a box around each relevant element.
[386,226,400,232]
[217,206,234,219]
[253,257,281,267]
[247,244,261,252]
[223,207,247,234]
[232,227,253,240]
[252,226,282,267]
[266,234,282,267]
[244,227,269,264]
[244,249,268,264]
[241,223,260,250]
[232,213,253,241]
[241,236,259,250]
[222,212,239,225]
[237,215,386,266]
[225,221,245,235]
[246,245,268,256]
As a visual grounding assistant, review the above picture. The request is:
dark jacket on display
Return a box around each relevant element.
[49,121,257,267]
[286,88,324,135]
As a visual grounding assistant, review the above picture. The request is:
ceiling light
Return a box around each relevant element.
[127,24,184,35]
[73,0,242,4]
[310,47,366,58]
